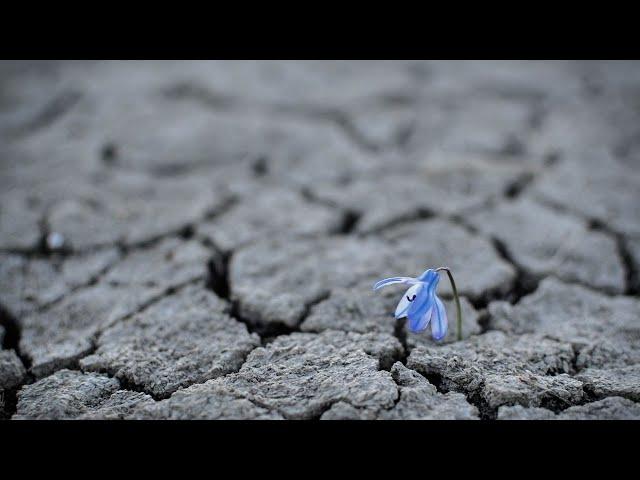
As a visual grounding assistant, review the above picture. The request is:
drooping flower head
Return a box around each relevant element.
[373,267,462,341]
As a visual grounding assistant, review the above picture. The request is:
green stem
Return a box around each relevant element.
[436,267,463,341]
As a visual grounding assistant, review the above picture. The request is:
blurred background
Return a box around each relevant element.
[2,61,639,253]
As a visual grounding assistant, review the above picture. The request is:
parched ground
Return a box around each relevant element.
[1,60,640,420]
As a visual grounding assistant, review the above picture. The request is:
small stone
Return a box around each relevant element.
[45,232,65,251]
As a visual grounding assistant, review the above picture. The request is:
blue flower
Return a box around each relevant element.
[373,268,462,341]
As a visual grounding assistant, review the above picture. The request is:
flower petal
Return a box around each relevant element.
[404,278,436,332]
[408,305,433,333]
[372,276,418,291]
[394,283,422,319]
[407,275,436,319]
[431,296,448,341]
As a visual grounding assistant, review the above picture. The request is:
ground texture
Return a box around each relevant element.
[1,60,640,420]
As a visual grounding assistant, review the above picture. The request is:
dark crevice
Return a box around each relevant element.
[476,309,492,334]
[500,134,527,157]
[538,394,579,414]
[203,243,294,341]
[578,384,633,405]
[0,388,19,420]
[373,91,421,108]
[489,237,540,305]
[393,319,409,365]
[3,195,237,259]
[528,103,548,130]
[14,90,82,137]
[114,375,166,402]
[584,217,638,297]
[307,400,342,421]
[207,250,231,300]
[610,231,639,296]
[162,81,384,155]
[337,210,361,235]
[0,305,34,418]
[412,367,497,420]
[468,283,520,312]
[98,277,207,337]
[413,364,591,420]
[299,187,341,210]
[529,197,638,297]
[161,82,237,110]
[421,371,446,394]
[29,251,123,315]
[393,120,416,149]
[179,224,195,240]
[100,142,118,166]
[556,209,640,296]
[504,172,535,199]
[232,302,296,342]
[331,112,381,153]
[446,214,479,234]
[30,345,97,380]
[361,208,435,236]
[0,305,32,373]
[466,392,498,420]
[0,305,22,354]
[118,196,236,254]
[299,187,359,236]
[543,150,562,167]
[240,292,331,344]
[251,155,269,177]
[570,343,583,375]
[274,105,382,154]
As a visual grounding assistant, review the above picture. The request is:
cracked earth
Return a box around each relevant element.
[2,60,640,420]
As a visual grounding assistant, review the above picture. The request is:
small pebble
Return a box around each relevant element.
[46,232,65,251]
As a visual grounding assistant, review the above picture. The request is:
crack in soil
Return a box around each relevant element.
[535,196,640,297]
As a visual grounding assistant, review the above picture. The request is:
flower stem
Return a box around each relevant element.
[436,267,463,341]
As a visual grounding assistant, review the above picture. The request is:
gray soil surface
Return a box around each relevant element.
[2,60,640,419]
